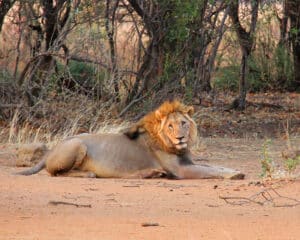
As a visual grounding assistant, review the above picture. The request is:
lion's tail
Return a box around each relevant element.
[14,159,46,176]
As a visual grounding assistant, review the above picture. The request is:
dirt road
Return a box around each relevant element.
[1,138,300,240]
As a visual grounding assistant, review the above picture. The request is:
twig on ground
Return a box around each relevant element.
[220,188,300,207]
[48,200,92,208]
[141,222,160,227]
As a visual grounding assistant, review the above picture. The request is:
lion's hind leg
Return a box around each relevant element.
[125,169,167,179]
[58,170,96,178]
[46,138,87,176]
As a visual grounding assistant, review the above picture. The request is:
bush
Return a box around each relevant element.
[213,45,295,93]
[0,69,17,102]
[213,65,239,91]
[56,60,108,99]
[214,5,296,93]
[59,60,97,87]
[248,44,294,92]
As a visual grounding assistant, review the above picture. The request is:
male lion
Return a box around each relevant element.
[16,100,245,179]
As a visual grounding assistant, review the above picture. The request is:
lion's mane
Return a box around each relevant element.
[125,100,198,154]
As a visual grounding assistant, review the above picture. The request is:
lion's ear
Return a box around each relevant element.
[155,109,163,120]
[123,125,146,140]
[186,106,194,116]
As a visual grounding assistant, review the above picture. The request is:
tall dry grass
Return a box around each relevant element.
[0,93,130,147]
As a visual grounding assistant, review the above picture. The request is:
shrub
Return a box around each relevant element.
[213,65,239,91]
[260,139,275,179]
[56,60,108,99]
[248,45,294,92]
[59,60,96,88]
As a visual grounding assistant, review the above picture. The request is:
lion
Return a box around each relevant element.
[16,100,245,179]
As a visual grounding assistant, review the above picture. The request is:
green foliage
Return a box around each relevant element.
[260,139,274,179]
[214,5,296,93]
[159,53,175,85]
[57,60,104,87]
[165,1,201,45]
[54,60,108,100]
[0,69,13,83]
[284,156,300,175]
[259,139,300,179]
[0,69,15,106]
[213,45,294,92]
[68,60,95,83]
[184,84,194,103]
[213,65,239,91]
[248,44,294,91]
[290,27,299,37]
[274,45,294,89]
[248,6,294,91]
[159,0,207,84]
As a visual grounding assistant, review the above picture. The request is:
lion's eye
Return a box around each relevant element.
[168,124,173,130]
[181,121,186,126]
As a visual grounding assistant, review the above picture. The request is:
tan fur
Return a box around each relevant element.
[16,100,245,180]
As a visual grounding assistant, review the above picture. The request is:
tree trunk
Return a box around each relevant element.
[278,0,289,46]
[198,4,229,94]
[126,38,160,103]
[239,48,249,109]
[193,0,210,92]
[293,38,300,87]
[126,0,164,103]
[105,0,120,101]
[228,0,259,110]
[286,0,300,87]
[18,0,71,106]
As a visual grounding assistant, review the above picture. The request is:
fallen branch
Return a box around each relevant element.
[220,188,300,207]
[219,195,264,206]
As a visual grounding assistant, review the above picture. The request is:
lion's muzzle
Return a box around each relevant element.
[175,141,188,150]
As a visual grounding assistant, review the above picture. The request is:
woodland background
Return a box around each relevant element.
[0,0,299,141]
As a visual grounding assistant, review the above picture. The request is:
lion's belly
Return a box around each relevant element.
[78,134,159,177]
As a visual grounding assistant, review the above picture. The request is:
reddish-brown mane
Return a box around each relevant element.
[125,100,197,154]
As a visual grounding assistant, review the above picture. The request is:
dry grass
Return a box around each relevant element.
[0,92,131,147]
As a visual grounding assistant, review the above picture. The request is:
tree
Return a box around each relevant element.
[125,0,170,103]
[228,0,259,110]
[194,1,229,93]
[275,0,299,89]
[286,0,300,88]
[105,0,120,101]
[18,0,77,105]
[123,1,211,105]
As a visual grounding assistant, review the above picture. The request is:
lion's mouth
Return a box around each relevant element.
[175,142,187,150]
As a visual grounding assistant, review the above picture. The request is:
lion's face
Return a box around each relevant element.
[124,100,198,155]
[159,112,193,152]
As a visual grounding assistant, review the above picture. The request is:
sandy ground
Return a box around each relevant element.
[0,138,300,240]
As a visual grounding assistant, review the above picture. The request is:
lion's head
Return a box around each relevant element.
[124,100,197,155]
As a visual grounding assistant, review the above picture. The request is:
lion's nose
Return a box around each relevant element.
[176,136,184,141]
